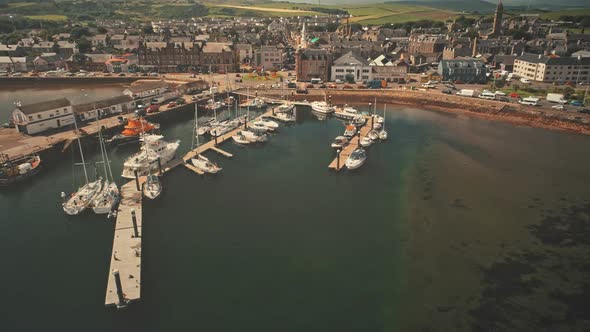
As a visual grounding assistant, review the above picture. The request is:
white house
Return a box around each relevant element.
[12,98,75,135]
[331,51,372,82]
[73,95,135,121]
[123,80,170,100]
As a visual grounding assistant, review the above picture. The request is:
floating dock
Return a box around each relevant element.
[328,116,373,171]
[105,179,144,308]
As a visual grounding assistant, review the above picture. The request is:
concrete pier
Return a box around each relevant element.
[328,116,373,171]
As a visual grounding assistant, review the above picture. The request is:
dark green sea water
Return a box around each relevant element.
[1,104,590,331]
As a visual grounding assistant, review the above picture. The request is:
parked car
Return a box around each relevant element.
[149,72,158,77]
[271,83,281,88]
[551,105,566,110]
[235,78,242,83]
[118,73,126,77]
[442,89,452,94]
[176,98,185,105]
[497,96,510,102]
[454,80,464,84]
[343,85,353,89]
[287,82,297,88]
[520,78,531,84]
[319,84,327,88]
[495,91,506,96]
[328,84,337,89]
[147,104,160,113]
[335,79,344,84]
[256,83,265,88]
[509,92,521,99]
[570,100,583,107]
[167,101,177,108]
[235,73,241,77]
[578,109,590,114]
[357,85,367,89]
[104,73,112,76]
[306,84,314,89]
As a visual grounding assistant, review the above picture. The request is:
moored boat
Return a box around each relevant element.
[360,136,373,148]
[334,105,359,120]
[143,174,162,199]
[191,154,222,174]
[242,129,268,142]
[106,117,159,145]
[232,132,251,145]
[343,125,357,138]
[331,136,349,149]
[121,135,180,179]
[310,101,334,114]
[345,148,367,170]
[0,153,42,186]
[368,130,379,141]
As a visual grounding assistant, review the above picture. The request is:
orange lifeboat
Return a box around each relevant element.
[121,118,159,137]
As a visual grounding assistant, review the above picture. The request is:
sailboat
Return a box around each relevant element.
[62,118,102,215]
[191,104,222,174]
[92,125,120,215]
[379,104,388,140]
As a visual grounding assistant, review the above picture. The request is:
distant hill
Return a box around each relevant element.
[386,0,496,13]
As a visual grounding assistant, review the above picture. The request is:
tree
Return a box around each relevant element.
[97,27,107,34]
[77,39,92,53]
[142,25,153,35]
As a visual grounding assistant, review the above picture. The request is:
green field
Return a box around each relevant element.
[539,8,590,20]
[24,14,68,21]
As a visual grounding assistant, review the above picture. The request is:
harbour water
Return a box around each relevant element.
[1,96,590,330]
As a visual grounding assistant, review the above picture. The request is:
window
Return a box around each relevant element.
[28,116,33,121]
[56,110,60,115]
[37,114,42,120]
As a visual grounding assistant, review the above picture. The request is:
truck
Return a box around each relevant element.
[367,79,386,89]
[546,93,567,104]
[456,89,476,97]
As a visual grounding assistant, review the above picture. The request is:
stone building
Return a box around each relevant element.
[437,59,487,83]
[295,48,332,82]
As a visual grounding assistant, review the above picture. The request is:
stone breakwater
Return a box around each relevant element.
[261,89,590,136]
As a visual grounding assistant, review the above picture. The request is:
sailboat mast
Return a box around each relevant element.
[192,104,198,150]
[97,120,108,181]
[73,115,89,184]
[383,104,386,130]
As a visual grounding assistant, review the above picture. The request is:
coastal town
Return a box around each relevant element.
[1,1,590,327]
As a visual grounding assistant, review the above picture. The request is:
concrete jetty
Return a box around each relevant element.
[328,116,373,171]
[105,179,144,308]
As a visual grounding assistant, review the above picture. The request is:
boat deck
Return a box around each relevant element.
[328,116,374,171]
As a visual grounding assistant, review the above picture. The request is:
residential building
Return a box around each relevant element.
[235,43,253,64]
[437,59,487,83]
[200,42,238,73]
[331,51,372,82]
[123,80,170,100]
[12,98,75,135]
[513,53,590,83]
[295,48,332,82]
[138,41,201,72]
[408,35,447,54]
[369,55,409,83]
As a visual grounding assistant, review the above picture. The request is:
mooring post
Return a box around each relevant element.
[157,157,162,175]
[214,134,218,146]
[112,269,126,307]
[336,149,341,170]
[371,115,374,129]
[131,208,139,238]
[134,170,140,191]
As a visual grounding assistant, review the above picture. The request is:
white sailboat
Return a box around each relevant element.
[92,123,120,215]
[191,104,222,174]
[253,118,279,130]
[232,131,251,145]
[379,104,388,140]
[62,117,102,215]
[242,129,268,142]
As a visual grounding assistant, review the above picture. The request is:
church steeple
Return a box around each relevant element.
[490,0,503,37]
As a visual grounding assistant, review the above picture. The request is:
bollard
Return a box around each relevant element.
[371,115,374,129]
[336,149,341,170]
[113,269,126,307]
[131,208,139,238]
[214,134,218,146]
[157,157,162,175]
[134,170,140,191]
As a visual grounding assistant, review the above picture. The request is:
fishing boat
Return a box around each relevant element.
[379,104,388,140]
[106,117,159,145]
[368,130,379,141]
[242,129,268,142]
[360,136,373,148]
[121,135,180,179]
[92,125,119,215]
[273,103,295,114]
[204,99,223,112]
[0,153,42,186]
[310,101,334,114]
[334,105,359,120]
[331,136,349,149]
[345,148,367,170]
[191,104,222,174]
[62,118,102,215]
[352,114,366,127]
[343,125,357,138]
[232,131,251,145]
[143,174,162,199]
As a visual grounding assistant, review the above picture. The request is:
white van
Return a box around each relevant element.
[311,78,323,84]
[456,89,475,97]
[519,97,539,106]
[479,91,496,100]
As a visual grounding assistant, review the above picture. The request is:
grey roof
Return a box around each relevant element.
[126,80,169,93]
[17,98,71,115]
[517,53,590,65]
[72,95,133,114]
[333,51,368,66]
[439,59,486,69]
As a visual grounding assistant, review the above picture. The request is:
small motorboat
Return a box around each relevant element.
[379,130,388,140]
[249,122,270,132]
[143,174,162,199]
[242,130,268,143]
[343,125,357,138]
[352,114,366,127]
[331,136,349,149]
[360,136,373,148]
[373,122,383,130]
[345,148,367,170]
[275,112,295,123]
[368,130,379,141]
[232,132,251,145]
[253,119,279,130]
[191,154,222,174]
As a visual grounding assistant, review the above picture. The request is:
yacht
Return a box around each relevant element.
[343,125,357,138]
[232,131,251,145]
[274,103,295,113]
[121,135,180,179]
[334,105,359,120]
[379,104,389,140]
[191,154,222,174]
[250,122,271,132]
[143,174,162,199]
[310,101,334,114]
[331,136,349,149]
[252,119,279,130]
[62,179,103,215]
[345,148,367,170]
[244,98,267,109]
[360,136,373,148]
[275,112,295,123]
[204,99,223,112]
[92,128,120,215]
[196,118,216,136]
[242,129,268,142]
